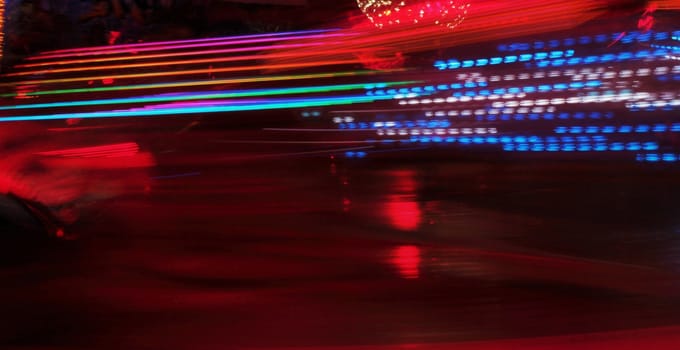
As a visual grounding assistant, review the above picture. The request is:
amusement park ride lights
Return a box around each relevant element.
[356,0,471,29]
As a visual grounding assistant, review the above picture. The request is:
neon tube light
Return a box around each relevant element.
[0,82,416,111]
[0,94,396,122]
[1,70,407,98]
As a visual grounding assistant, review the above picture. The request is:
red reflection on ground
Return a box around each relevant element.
[383,170,421,231]
[391,245,421,279]
[385,196,421,231]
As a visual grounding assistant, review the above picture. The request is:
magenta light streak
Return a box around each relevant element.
[28,32,351,61]
[38,29,339,56]
[15,41,346,68]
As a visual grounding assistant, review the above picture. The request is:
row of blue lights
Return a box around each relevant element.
[555,124,680,134]
[372,120,451,128]
[651,44,680,51]
[366,81,488,96]
[503,142,658,152]
[655,75,680,82]
[405,135,610,144]
[450,80,602,98]
[337,111,616,130]
[368,78,601,100]
[434,50,575,70]
[338,120,451,129]
[337,110,615,130]
[435,48,669,71]
[301,111,321,117]
[498,31,679,52]
[345,151,367,158]
[637,153,680,162]
[533,49,668,68]
[398,136,658,152]
[628,102,680,112]
[475,111,614,122]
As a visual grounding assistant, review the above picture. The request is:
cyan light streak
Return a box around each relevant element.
[0,95,396,122]
[0,82,417,111]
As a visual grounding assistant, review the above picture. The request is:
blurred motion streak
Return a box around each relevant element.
[382,170,422,231]
[391,245,421,279]
[267,0,608,66]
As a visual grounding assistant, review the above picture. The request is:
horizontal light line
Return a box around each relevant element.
[27,32,349,63]
[211,140,378,144]
[0,95,395,122]
[14,39,340,69]
[1,59,368,87]
[1,70,401,98]
[7,47,366,77]
[35,29,339,56]
[263,128,377,132]
[1,81,415,111]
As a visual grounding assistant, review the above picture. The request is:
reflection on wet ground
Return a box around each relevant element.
[3,124,680,349]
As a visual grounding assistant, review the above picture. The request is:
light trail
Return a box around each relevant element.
[0,82,417,111]
[0,94,397,122]
[0,59,380,87]
[13,40,346,69]
[34,29,340,56]
[27,32,351,61]
[1,70,405,98]
[6,47,373,77]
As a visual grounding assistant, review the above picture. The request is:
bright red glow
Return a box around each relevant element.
[268,0,606,67]
[383,170,421,231]
[385,196,422,231]
[37,143,140,158]
[391,245,421,279]
[357,0,471,29]
[41,152,155,170]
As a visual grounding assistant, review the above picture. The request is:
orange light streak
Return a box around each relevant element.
[1,58,375,88]
[0,70,404,98]
[5,47,380,78]
[28,31,350,61]
[14,41,341,69]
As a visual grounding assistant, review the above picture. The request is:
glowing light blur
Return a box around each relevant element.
[1,70,401,98]
[0,0,4,66]
[0,82,416,112]
[32,29,341,58]
[1,59,373,88]
[391,245,421,279]
[357,0,470,29]
[0,94,397,122]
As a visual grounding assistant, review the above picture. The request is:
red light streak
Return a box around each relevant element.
[391,245,421,279]
[2,59,373,88]
[1,70,395,99]
[14,41,344,69]
[28,31,350,61]
[37,143,140,158]
[33,29,340,57]
[6,47,375,78]
[41,152,155,169]
[268,0,606,67]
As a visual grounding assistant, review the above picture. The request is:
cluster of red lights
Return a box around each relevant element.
[356,0,471,29]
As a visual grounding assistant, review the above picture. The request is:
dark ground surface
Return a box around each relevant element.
[2,118,680,349]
